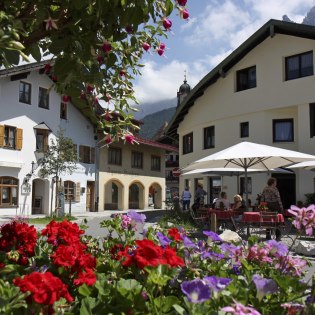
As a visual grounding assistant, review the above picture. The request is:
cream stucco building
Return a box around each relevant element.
[165,20,315,209]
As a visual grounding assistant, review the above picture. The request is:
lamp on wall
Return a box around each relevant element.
[23,161,36,184]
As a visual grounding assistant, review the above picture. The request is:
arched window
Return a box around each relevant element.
[0,177,18,207]
[64,180,75,201]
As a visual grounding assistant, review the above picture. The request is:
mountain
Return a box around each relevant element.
[139,106,176,139]
[283,6,315,25]
[133,98,177,119]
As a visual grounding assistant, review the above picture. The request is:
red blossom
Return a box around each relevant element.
[44,64,52,74]
[104,134,113,145]
[41,220,85,246]
[62,95,70,102]
[102,42,112,53]
[0,221,37,265]
[73,268,96,286]
[97,55,104,64]
[180,9,189,19]
[104,110,112,121]
[124,133,136,144]
[168,227,182,241]
[142,42,151,51]
[177,0,187,5]
[86,84,94,94]
[163,246,185,267]
[163,18,172,30]
[51,75,58,82]
[119,69,126,77]
[14,272,73,305]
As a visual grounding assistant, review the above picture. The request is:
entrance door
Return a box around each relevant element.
[86,182,95,212]
[272,173,296,209]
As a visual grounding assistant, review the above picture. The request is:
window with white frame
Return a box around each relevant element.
[38,87,49,109]
[0,177,18,207]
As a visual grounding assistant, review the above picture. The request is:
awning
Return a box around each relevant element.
[33,122,52,131]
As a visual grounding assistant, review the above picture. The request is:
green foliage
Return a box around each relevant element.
[39,129,78,179]
[0,1,186,140]
[0,279,28,314]
[305,193,315,206]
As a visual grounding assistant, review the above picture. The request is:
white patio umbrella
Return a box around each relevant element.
[182,167,293,197]
[287,160,315,171]
[183,141,315,209]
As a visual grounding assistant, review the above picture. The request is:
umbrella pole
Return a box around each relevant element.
[245,165,248,211]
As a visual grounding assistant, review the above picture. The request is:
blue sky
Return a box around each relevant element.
[133,0,315,104]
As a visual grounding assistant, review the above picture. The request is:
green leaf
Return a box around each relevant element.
[3,49,20,65]
[79,297,96,315]
[165,0,174,16]
[173,304,187,315]
[154,296,180,313]
[29,45,41,62]
[78,283,92,297]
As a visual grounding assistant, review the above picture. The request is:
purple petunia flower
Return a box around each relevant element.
[183,235,196,248]
[204,276,232,292]
[232,265,241,275]
[267,240,288,256]
[203,230,222,242]
[181,279,211,303]
[202,251,225,261]
[127,210,146,224]
[156,232,171,246]
[252,274,278,301]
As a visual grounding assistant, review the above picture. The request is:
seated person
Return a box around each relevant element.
[232,194,244,210]
[215,191,230,210]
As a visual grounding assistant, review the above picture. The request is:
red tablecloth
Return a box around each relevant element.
[207,209,234,220]
[241,212,284,223]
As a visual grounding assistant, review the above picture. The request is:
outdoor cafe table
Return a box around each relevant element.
[241,212,285,237]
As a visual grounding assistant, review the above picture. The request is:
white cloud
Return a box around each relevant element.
[134,60,202,103]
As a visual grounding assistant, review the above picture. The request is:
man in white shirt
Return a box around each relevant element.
[215,191,230,210]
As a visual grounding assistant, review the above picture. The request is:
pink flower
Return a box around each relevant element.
[180,9,190,20]
[104,110,112,122]
[157,48,165,56]
[44,17,58,31]
[221,300,261,315]
[288,205,315,236]
[62,95,70,103]
[104,134,113,145]
[159,43,166,50]
[97,55,104,64]
[162,18,172,30]
[123,132,137,144]
[119,70,126,77]
[142,42,151,52]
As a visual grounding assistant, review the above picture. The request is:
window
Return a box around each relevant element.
[38,87,49,109]
[131,151,143,169]
[310,103,315,137]
[273,119,294,142]
[19,81,31,104]
[240,177,252,194]
[0,126,22,150]
[64,181,75,201]
[204,126,215,149]
[236,66,256,91]
[79,145,95,164]
[0,177,18,207]
[60,102,67,119]
[240,122,249,138]
[183,132,193,155]
[151,155,161,171]
[36,129,49,152]
[3,126,16,149]
[285,51,313,81]
[108,147,122,165]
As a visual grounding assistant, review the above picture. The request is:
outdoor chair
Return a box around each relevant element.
[259,211,279,240]
[190,208,209,228]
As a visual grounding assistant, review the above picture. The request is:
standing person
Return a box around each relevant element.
[261,177,283,241]
[195,183,207,208]
[181,187,191,212]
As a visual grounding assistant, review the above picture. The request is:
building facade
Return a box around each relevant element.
[166,20,315,208]
[0,62,96,216]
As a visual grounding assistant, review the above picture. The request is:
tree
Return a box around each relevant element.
[39,130,78,215]
[0,1,189,141]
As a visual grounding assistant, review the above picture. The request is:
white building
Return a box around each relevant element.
[166,20,315,208]
[0,61,96,216]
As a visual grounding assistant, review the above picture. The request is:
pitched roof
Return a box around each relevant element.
[135,136,178,152]
[165,19,315,138]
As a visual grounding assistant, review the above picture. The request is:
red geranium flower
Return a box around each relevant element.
[168,228,182,241]
[73,268,97,286]
[14,271,73,305]
[163,246,185,267]
[0,221,37,265]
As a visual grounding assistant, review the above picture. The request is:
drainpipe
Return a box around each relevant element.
[94,144,99,212]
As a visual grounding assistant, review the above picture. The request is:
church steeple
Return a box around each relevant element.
[177,71,191,107]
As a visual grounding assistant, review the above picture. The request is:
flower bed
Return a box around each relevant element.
[0,208,315,314]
